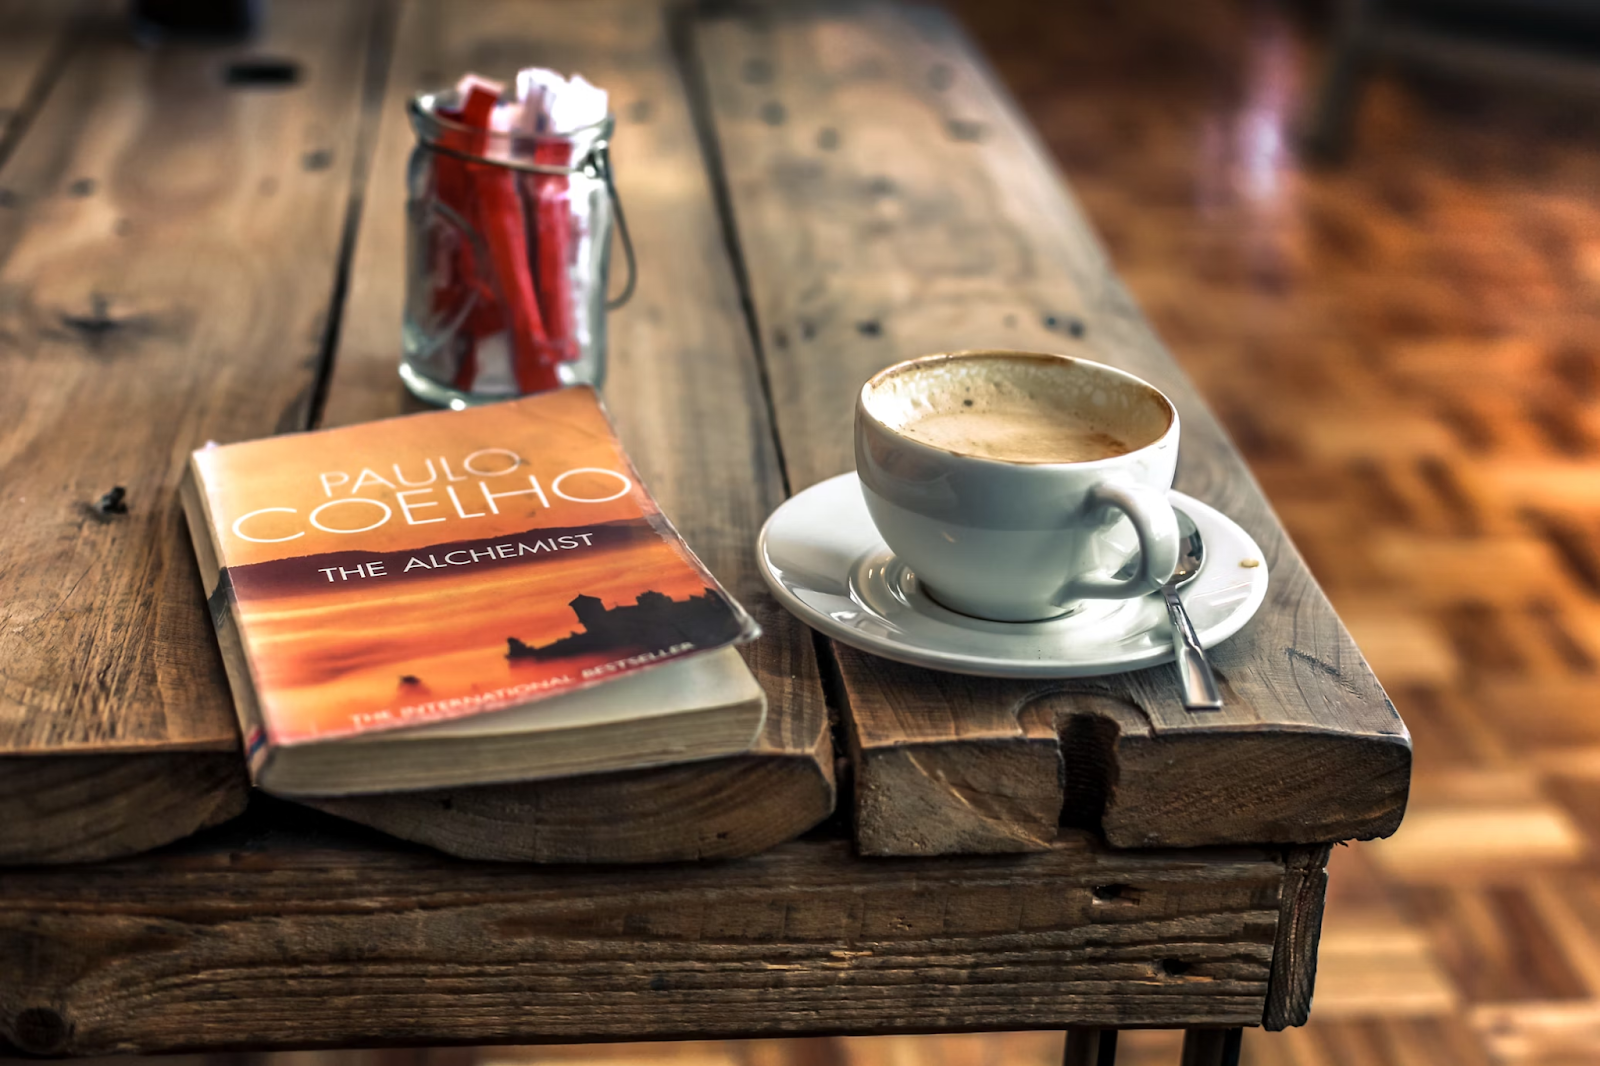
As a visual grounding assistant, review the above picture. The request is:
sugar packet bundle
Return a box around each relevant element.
[422,69,609,396]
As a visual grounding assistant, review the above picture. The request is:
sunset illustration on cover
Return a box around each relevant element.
[189,388,753,749]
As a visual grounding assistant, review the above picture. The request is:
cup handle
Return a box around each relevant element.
[1058,480,1180,602]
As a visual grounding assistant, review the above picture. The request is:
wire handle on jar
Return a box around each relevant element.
[588,144,635,310]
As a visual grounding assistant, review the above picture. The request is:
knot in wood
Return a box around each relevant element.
[224,58,301,87]
[60,293,122,337]
[8,1006,71,1055]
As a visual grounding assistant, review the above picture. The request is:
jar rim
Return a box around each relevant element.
[409,90,613,145]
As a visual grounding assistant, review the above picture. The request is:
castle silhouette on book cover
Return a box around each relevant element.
[507,588,743,661]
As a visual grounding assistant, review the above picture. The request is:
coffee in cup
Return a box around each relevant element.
[855,350,1180,622]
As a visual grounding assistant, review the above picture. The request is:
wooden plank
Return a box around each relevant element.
[0,752,247,865]
[0,0,388,860]
[309,0,834,861]
[0,1,78,148]
[1263,844,1332,1031]
[0,819,1289,1055]
[691,2,1411,854]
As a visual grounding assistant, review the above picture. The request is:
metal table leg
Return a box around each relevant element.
[1063,1028,1119,1066]
[1302,0,1380,163]
[1181,1027,1243,1066]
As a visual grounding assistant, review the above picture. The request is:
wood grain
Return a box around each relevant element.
[308,0,834,861]
[0,821,1289,1055]
[305,755,831,864]
[0,752,244,864]
[691,2,1411,854]
[1263,845,1332,1032]
[0,0,78,149]
[0,0,390,860]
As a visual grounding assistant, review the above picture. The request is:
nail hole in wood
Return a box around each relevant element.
[1160,958,1191,977]
[1092,883,1131,902]
[223,57,301,88]
[946,118,984,142]
[79,485,131,524]
[1043,313,1087,338]
[94,487,129,516]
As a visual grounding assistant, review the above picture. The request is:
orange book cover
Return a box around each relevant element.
[183,387,757,776]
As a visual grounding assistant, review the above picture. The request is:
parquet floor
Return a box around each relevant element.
[951,0,1600,1062]
[17,2,1600,1065]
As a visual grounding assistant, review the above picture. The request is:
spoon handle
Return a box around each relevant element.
[1161,585,1222,711]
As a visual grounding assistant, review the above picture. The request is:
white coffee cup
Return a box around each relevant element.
[854,350,1180,622]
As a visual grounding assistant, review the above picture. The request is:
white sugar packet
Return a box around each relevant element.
[513,68,608,136]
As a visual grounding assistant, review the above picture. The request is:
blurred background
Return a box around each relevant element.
[11,0,1600,1063]
[947,1,1600,1062]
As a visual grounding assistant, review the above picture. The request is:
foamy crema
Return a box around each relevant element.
[860,352,1171,465]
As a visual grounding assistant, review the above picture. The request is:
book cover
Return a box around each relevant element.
[183,387,757,776]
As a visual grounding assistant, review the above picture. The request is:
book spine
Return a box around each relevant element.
[179,459,272,784]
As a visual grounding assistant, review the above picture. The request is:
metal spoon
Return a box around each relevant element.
[1112,508,1221,710]
[1164,509,1221,711]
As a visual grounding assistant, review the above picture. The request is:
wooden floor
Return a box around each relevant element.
[10,1,1599,1064]
[959,0,1600,1062]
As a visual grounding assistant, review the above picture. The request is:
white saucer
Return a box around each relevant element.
[758,473,1269,679]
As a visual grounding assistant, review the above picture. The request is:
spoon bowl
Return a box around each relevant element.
[1173,507,1205,585]
[1113,507,1204,586]
[1112,506,1221,710]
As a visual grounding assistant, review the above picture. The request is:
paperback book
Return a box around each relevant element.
[181,387,763,797]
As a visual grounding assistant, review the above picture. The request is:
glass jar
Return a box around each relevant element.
[401,90,634,408]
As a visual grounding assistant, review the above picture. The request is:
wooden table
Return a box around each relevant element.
[0,0,1410,1060]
